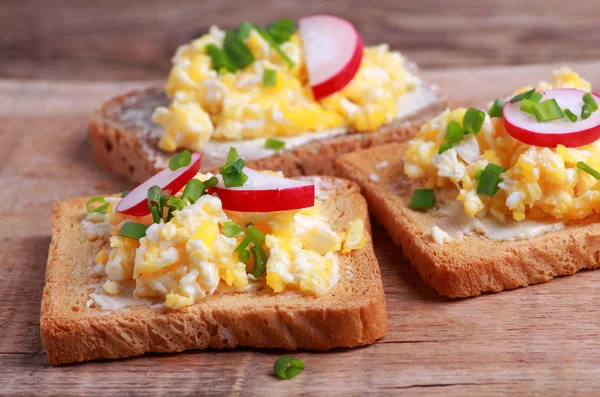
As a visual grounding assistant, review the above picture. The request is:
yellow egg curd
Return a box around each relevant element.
[404,68,600,222]
[87,178,366,310]
[152,24,421,152]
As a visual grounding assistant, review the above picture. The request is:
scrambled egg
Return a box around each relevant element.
[404,68,600,222]
[88,177,366,309]
[152,25,420,151]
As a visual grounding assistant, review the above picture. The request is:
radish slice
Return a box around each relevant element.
[210,169,315,212]
[503,88,600,148]
[116,153,202,216]
[299,15,364,100]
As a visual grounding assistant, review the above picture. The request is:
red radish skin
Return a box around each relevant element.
[503,88,600,148]
[210,169,315,212]
[300,15,364,100]
[116,152,202,216]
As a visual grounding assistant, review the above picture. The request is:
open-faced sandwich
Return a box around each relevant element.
[89,15,444,183]
[337,68,600,297]
[41,148,387,365]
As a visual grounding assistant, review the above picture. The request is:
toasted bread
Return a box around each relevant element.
[41,176,387,365]
[335,142,600,298]
[88,86,445,184]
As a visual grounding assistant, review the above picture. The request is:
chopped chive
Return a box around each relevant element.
[118,222,148,240]
[510,88,536,103]
[528,91,543,103]
[223,30,255,70]
[473,169,483,180]
[168,150,192,171]
[263,68,277,87]
[265,137,285,150]
[476,163,506,197]
[147,186,163,224]
[520,99,538,116]
[254,25,296,68]
[577,161,600,180]
[160,196,186,211]
[237,21,254,39]
[222,221,244,237]
[206,44,237,73]
[86,196,109,214]
[445,120,464,144]
[582,103,593,120]
[266,18,295,44]
[438,143,452,154]
[564,108,578,123]
[235,235,252,255]
[532,99,564,122]
[488,99,506,118]
[583,93,598,111]
[204,176,219,189]
[246,225,265,245]
[120,190,130,198]
[250,245,268,277]
[238,249,250,262]
[463,108,486,135]
[181,179,205,204]
[409,189,436,210]
[273,356,304,380]
[219,147,248,188]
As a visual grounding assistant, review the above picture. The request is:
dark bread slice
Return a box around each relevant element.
[41,176,387,365]
[89,87,445,183]
[335,142,600,298]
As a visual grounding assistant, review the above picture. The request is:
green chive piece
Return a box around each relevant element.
[235,235,252,255]
[120,190,130,198]
[86,196,109,214]
[273,356,305,380]
[204,176,219,189]
[409,189,436,210]
[168,150,192,171]
[222,221,244,237]
[564,108,578,123]
[246,225,265,245]
[238,249,250,262]
[577,161,600,180]
[147,185,163,224]
[181,179,205,204]
[223,30,255,70]
[582,103,593,120]
[438,143,452,154]
[118,222,148,240]
[532,99,564,122]
[445,120,464,144]
[463,108,486,135]
[250,244,268,277]
[160,196,186,211]
[266,18,295,44]
[219,147,248,188]
[476,163,506,197]
[520,99,538,116]
[488,99,506,118]
[265,137,285,150]
[510,88,536,103]
[583,93,598,111]
[528,91,543,103]
[473,169,483,180]
[206,44,237,73]
[238,21,254,39]
[263,68,277,87]
[254,25,296,68]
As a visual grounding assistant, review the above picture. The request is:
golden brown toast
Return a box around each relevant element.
[40,176,387,365]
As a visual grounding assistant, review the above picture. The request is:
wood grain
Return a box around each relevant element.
[2,0,600,80]
[3,61,600,395]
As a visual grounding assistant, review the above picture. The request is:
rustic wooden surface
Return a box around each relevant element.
[2,0,600,80]
[3,61,600,396]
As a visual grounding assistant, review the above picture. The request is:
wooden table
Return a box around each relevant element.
[3,62,600,396]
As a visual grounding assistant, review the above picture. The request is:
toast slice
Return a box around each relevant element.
[89,86,445,184]
[335,143,600,298]
[41,176,387,365]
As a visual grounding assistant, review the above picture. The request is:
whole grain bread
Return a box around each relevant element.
[89,87,445,184]
[41,176,387,365]
[335,142,600,298]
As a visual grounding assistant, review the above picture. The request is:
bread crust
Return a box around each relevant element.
[41,176,387,365]
[89,87,445,183]
[335,142,600,298]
